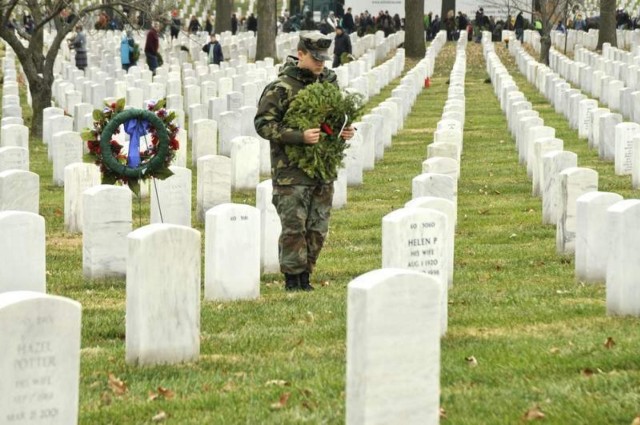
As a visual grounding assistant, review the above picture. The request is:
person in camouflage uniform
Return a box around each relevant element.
[254,32,355,291]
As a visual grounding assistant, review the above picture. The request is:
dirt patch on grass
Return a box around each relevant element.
[451,316,613,339]
[48,234,82,250]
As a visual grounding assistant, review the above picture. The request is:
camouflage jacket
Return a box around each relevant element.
[254,56,338,186]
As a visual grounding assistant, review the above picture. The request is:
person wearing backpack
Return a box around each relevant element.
[120,30,138,71]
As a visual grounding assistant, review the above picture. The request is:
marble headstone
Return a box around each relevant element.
[606,199,640,316]
[575,191,623,284]
[126,224,201,365]
[0,291,81,424]
[0,170,39,214]
[346,269,440,425]
[150,166,192,226]
[196,155,231,222]
[0,211,46,293]
[556,167,598,255]
[82,185,132,279]
[205,203,260,301]
[382,207,448,335]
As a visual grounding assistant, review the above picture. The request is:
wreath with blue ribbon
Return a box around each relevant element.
[82,98,179,195]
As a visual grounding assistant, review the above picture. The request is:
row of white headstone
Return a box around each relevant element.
[347,30,453,425]
[494,35,598,254]
[0,48,30,175]
[547,42,640,123]
[515,32,640,189]
[0,32,437,425]
[0,35,410,294]
[549,27,640,55]
[485,32,640,317]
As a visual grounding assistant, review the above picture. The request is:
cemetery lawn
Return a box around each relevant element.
[32,42,640,424]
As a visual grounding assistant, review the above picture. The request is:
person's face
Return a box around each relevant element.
[298,50,324,76]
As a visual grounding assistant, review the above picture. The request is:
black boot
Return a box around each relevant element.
[299,271,314,291]
[284,273,300,291]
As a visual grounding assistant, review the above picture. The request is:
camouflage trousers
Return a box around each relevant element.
[272,184,334,274]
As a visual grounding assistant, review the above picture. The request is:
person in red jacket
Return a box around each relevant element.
[144,21,160,75]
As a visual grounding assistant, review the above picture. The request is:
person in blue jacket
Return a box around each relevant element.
[120,30,137,71]
[202,33,223,65]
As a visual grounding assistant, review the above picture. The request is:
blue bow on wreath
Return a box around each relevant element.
[124,118,149,167]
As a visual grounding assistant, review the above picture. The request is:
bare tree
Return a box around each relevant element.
[482,0,566,64]
[0,0,162,138]
[256,0,276,61]
[215,0,233,34]
[404,0,425,58]
[597,0,617,49]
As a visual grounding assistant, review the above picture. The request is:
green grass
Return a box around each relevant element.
[22,41,640,424]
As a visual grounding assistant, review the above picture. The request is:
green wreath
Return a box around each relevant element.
[82,98,179,195]
[283,82,364,181]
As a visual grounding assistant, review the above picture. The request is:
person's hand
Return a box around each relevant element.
[340,126,355,140]
[303,128,321,144]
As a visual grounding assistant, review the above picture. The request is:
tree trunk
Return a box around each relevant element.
[256,0,277,61]
[405,0,426,59]
[29,78,52,138]
[539,34,551,65]
[597,0,617,49]
[215,0,234,34]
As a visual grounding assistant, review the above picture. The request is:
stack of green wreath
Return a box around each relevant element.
[283,82,364,181]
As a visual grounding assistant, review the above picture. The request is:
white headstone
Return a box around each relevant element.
[526,126,556,176]
[205,203,260,301]
[353,121,374,171]
[405,196,456,287]
[427,142,459,162]
[51,132,82,186]
[344,133,364,186]
[332,168,348,209]
[63,163,100,233]
[218,111,242,156]
[48,116,75,160]
[83,185,132,279]
[532,138,563,197]
[0,170,39,214]
[42,107,64,146]
[0,146,28,172]
[575,191,623,284]
[150,166,192,226]
[256,180,281,274]
[422,156,459,180]
[599,112,622,160]
[382,207,448,335]
[578,99,598,139]
[0,291,81,423]
[614,122,640,175]
[588,108,610,149]
[126,224,201,365]
[557,167,598,255]
[411,173,457,224]
[0,211,46,293]
[606,199,640,316]
[191,119,217,166]
[346,268,440,425]
[230,136,260,190]
[542,150,578,225]
[196,155,231,222]
[73,103,93,132]
[0,124,28,149]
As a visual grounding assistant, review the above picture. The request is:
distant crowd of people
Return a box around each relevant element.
[281,8,402,37]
